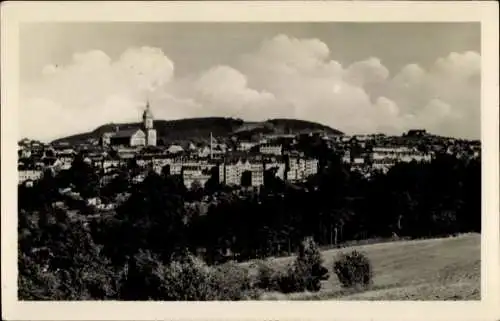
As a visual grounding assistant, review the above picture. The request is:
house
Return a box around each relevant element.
[198,146,211,158]
[259,144,283,156]
[237,141,257,152]
[86,197,102,207]
[167,144,184,154]
[52,158,72,171]
[250,169,264,187]
[19,170,43,184]
[182,166,211,189]
[219,159,264,186]
[405,129,427,137]
[342,150,351,164]
[102,159,122,173]
[131,173,146,184]
[152,156,174,174]
[287,157,319,181]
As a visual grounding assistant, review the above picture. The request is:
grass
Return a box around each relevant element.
[245,233,480,300]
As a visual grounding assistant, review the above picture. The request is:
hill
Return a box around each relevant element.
[248,233,480,300]
[51,117,343,145]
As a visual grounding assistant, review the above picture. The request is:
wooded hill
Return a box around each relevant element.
[51,117,344,145]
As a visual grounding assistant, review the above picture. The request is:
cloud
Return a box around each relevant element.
[344,57,390,87]
[191,65,280,119]
[384,50,480,138]
[21,47,176,141]
[20,35,480,142]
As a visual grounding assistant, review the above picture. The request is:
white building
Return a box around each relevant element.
[219,159,264,186]
[101,101,156,147]
[19,170,43,184]
[182,167,211,189]
[238,141,257,152]
[259,144,283,156]
[152,156,174,174]
[371,146,431,163]
[287,157,319,181]
[102,159,122,173]
[167,145,184,154]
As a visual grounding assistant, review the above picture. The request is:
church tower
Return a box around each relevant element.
[142,101,157,146]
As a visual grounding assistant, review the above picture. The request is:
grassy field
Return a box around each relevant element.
[247,233,480,300]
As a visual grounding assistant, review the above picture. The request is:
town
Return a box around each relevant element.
[18,101,481,212]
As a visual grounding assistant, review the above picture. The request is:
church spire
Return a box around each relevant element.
[143,100,153,130]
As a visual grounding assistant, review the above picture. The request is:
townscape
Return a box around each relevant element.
[18,101,480,201]
[18,101,481,301]
[16,22,482,302]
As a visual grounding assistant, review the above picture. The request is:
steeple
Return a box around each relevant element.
[143,100,153,130]
[142,100,157,147]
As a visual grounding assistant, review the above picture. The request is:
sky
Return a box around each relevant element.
[19,22,481,142]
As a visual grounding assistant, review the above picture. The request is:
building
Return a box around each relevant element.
[110,129,146,147]
[102,101,157,147]
[19,170,43,185]
[259,144,283,156]
[250,169,264,187]
[152,156,174,174]
[405,129,427,137]
[102,159,123,173]
[52,158,73,171]
[237,141,257,152]
[219,159,264,187]
[371,146,431,163]
[287,157,319,181]
[182,166,212,189]
[167,144,184,154]
[142,101,157,146]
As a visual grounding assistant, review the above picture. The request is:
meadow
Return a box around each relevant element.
[248,233,480,300]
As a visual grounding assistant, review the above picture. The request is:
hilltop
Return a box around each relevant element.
[51,117,344,145]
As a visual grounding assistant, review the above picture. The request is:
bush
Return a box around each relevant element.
[255,260,281,291]
[276,265,305,293]
[333,250,373,289]
[257,237,330,294]
[210,261,258,300]
[292,237,329,292]
[121,251,258,300]
[161,253,215,300]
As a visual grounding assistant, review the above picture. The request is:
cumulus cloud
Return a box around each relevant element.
[20,34,480,141]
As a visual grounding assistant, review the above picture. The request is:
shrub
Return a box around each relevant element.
[255,260,281,291]
[119,250,171,300]
[292,237,329,292]
[210,261,258,300]
[333,250,373,289]
[276,264,305,293]
[263,237,330,294]
[161,253,214,300]
[122,251,259,300]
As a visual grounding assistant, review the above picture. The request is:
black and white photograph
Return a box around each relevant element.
[2,2,499,321]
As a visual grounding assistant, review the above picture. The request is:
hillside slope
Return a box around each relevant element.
[251,234,480,300]
[51,118,343,145]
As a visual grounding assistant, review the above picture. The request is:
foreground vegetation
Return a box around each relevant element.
[255,233,480,300]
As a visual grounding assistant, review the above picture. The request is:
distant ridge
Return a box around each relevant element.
[51,117,343,145]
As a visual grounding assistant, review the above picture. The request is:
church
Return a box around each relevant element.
[101,101,157,147]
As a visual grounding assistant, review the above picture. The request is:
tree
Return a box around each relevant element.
[241,170,252,188]
[104,171,188,264]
